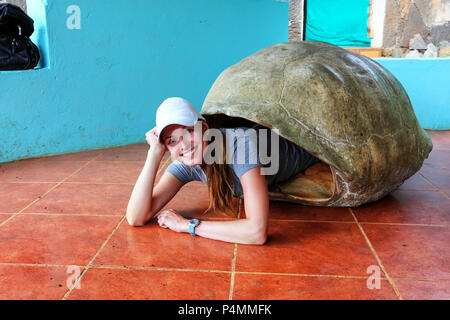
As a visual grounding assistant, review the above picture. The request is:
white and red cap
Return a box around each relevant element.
[155,97,205,143]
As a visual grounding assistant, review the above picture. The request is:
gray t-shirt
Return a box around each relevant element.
[166,125,320,196]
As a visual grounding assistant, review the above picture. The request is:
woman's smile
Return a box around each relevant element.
[181,146,196,159]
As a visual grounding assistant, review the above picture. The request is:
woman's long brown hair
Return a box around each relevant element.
[203,128,237,217]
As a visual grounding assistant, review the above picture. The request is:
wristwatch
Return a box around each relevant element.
[188,218,201,236]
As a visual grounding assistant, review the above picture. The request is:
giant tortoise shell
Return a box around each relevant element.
[200,41,433,207]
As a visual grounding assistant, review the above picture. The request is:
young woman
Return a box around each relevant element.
[126,97,320,245]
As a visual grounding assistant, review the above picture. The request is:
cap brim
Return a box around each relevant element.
[157,117,203,143]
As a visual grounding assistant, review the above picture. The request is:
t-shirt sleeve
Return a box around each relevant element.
[165,160,197,184]
[229,129,263,180]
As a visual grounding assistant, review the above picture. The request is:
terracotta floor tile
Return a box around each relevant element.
[92,220,235,271]
[66,151,170,185]
[423,148,450,166]
[42,149,104,161]
[420,149,450,191]
[240,200,353,222]
[235,221,378,277]
[0,265,69,299]
[362,224,450,281]
[96,143,150,162]
[0,214,12,224]
[0,158,85,183]
[0,131,447,299]
[232,273,397,300]
[426,130,450,151]
[67,268,230,300]
[420,170,450,192]
[353,190,450,225]
[0,183,56,213]
[398,173,437,191]
[23,183,133,215]
[394,280,450,300]
[66,161,144,184]
[0,214,122,265]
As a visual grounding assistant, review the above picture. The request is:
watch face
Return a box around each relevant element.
[190,219,199,226]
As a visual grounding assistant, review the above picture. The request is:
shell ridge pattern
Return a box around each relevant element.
[307,68,356,146]
[358,130,406,148]
[279,54,407,151]
[278,56,351,148]
[361,56,406,129]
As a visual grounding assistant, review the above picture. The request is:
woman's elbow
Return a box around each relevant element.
[128,221,144,227]
[254,232,267,245]
[126,212,145,227]
[248,225,267,245]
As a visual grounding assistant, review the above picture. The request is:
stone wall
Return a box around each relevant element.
[383,0,450,47]
[0,0,27,12]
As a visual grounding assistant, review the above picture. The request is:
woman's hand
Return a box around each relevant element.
[145,127,166,156]
[156,209,189,233]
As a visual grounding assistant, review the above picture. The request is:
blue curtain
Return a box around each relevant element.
[305,0,371,47]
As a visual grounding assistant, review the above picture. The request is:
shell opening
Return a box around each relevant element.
[202,114,336,204]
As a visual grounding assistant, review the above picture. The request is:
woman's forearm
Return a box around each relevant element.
[193,218,267,245]
[126,148,164,226]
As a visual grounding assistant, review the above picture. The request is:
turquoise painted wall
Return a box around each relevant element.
[0,0,289,163]
[374,58,450,132]
[0,1,448,164]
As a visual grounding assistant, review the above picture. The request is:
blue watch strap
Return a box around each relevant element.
[189,219,200,236]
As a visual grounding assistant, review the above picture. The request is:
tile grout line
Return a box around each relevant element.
[2,211,449,228]
[3,261,449,283]
[0,152,107,229]
[349,208,403,300]
[418,172,450,200]
[61,215,126,300]
[389,277,450,283]
[401,171,439,191]
[358,221,449,228]
[87,266,393,281]
[267,219,355,224]
[10,212,125,217]
[228,245,237,300]
[0,261,376,279]
[228,198,241,300]
[61,152,168,300]
[0,262,82,268]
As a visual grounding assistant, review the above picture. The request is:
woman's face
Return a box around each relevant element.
[161,122,208,167]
